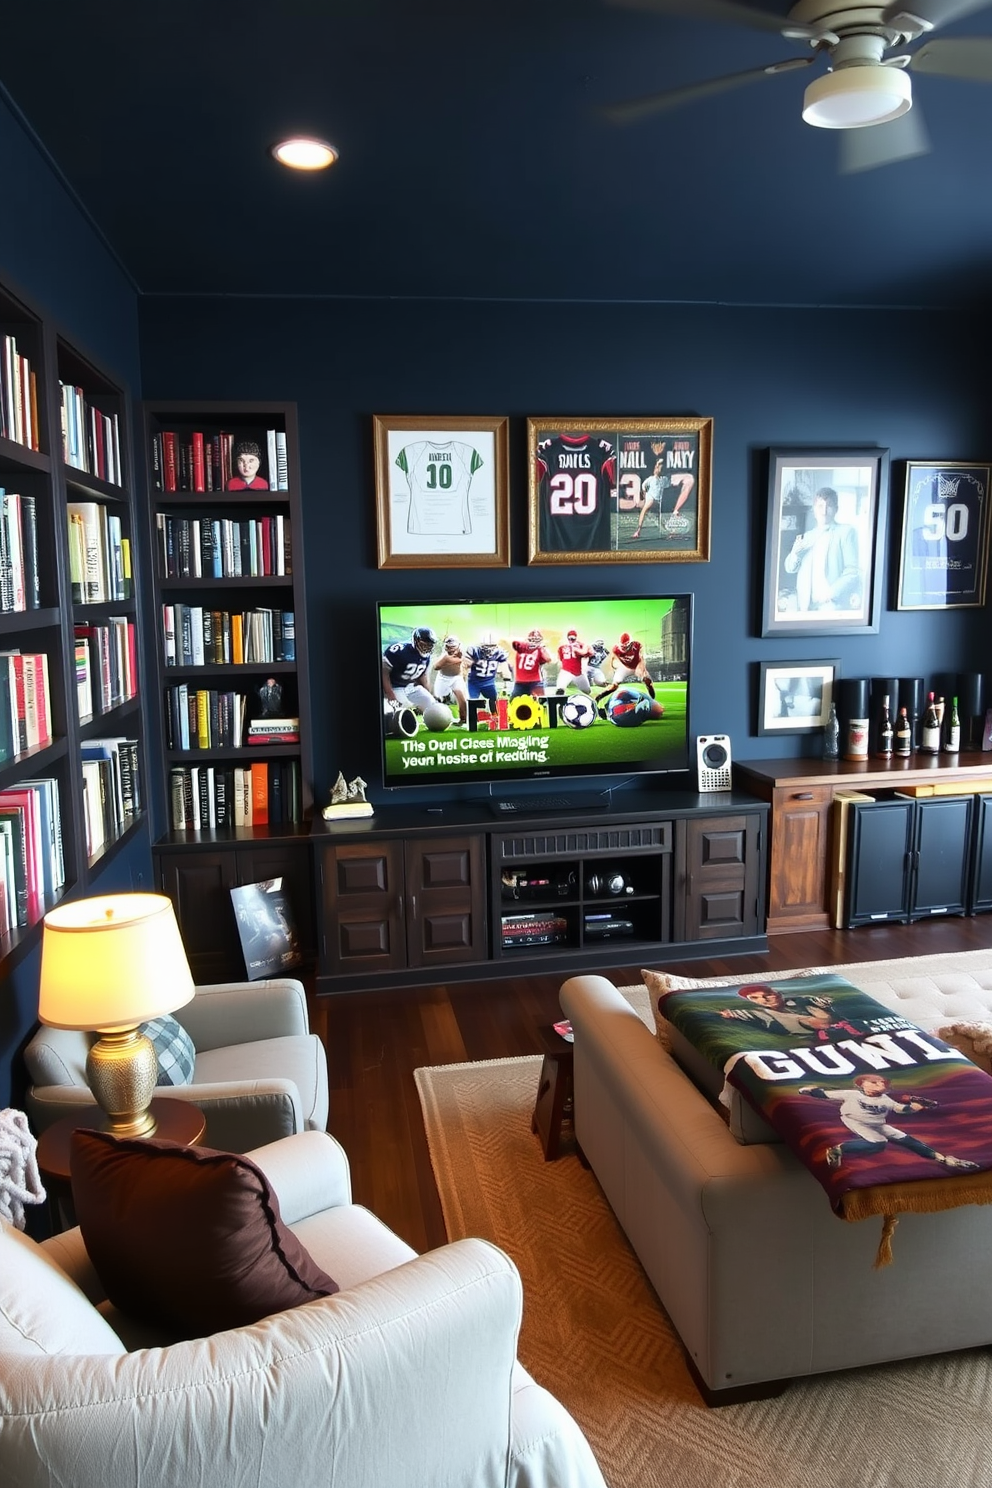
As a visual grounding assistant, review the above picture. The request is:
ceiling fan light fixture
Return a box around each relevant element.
[802,66,912,129]
[270,137,339,171]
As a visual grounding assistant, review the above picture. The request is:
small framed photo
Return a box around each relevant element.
[896,461,991,610]
[373,415,510,569]
[526,416,712,564]
[762,447,888,636]
[757,659,840,736]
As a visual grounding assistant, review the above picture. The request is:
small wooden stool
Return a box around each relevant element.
[531,1025,575,1161]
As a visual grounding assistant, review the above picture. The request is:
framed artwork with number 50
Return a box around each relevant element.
[896,460,991,610]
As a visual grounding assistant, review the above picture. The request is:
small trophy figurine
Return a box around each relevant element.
[323,771,374,820]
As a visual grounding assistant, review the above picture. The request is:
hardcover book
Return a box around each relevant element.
[230,877,302,980]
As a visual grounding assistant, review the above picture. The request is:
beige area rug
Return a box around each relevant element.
[415,962,992,1488]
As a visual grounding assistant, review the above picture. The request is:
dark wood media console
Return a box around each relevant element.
[313,790,768,995]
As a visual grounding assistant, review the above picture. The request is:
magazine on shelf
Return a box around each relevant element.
[230,876,302,980]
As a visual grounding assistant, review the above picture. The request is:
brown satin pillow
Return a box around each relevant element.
[70,1130,338,1338]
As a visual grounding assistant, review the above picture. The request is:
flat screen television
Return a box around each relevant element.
[377,594,692,791]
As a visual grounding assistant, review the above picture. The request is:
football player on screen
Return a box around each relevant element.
[555,628,593,694]
[595,631,656,704]
[382,625,436,716]
[510,630,552,698]
[431,635,469,726]
[463,631,510,705]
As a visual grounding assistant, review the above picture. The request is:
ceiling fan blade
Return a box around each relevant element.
[838,107,931,173]
[604,0,815,36]
[884,0,992,29]
[601,56,814,125]
[909,35,992,78]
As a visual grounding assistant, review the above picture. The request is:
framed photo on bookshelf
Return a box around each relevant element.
[756,659,839,736]
[761,446,888,637]
[526,416,712,565]
[895,461,991,610]
[373,415,510,569]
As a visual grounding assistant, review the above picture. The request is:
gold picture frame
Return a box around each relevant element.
[526,416,712,565]
[374,414,510,569]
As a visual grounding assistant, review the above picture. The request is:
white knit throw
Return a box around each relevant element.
[0,1108,46,1230]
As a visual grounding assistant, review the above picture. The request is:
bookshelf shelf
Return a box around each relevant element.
[0,271,149,966]
[144,399,314,981]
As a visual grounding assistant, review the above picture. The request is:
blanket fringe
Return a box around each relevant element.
[874,1214,898,1268]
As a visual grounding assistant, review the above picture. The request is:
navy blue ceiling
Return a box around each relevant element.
[3,0,992,307]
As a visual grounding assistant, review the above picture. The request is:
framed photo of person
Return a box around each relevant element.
[761,446,888,637]
[756,659,839,736]
[895,460,991,610]
[373,415,510,569]
[526,416,713,565]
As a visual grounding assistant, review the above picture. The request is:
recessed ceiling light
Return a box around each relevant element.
[270,137,338,171]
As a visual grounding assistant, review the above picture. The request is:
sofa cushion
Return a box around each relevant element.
[0,1221,125,1357]
[139,1014,196,1086]
[70,1130,339,1338]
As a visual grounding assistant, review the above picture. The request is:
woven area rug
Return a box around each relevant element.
[415,967,992,1488]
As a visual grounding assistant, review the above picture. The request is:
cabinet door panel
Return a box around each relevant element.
[972,796,992,913]
[156,851,243,981]
[768,786,833,928]
[405,835,486,968]
[682,815,760,941]
[321,842,406,974]
[911,796,973,919]
[846,801,913,927]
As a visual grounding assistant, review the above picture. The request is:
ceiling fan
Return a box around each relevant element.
[602,0,992,172]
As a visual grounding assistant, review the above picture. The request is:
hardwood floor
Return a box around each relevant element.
[308,917,992,1254]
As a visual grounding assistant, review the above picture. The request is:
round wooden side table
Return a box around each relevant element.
[36,1098,206,1231]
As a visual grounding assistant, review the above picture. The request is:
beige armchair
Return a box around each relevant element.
[22,977,328,1152]
[0,1130,607,1488]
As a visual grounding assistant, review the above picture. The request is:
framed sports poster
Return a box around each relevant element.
[762,446,888,637]
[526,416,713,565]
[896,461,991,610]
[374,415,510,569]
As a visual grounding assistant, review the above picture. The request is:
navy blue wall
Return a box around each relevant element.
[0,96,150,1109]
[139,294,990,811]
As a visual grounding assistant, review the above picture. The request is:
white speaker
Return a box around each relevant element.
[697,734,732,791]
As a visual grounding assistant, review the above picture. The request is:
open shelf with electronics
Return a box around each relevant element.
[143,401,315,982]
[0,271,148,974]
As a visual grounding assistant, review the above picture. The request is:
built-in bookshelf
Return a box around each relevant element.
[0,273,147,971]
[143,401,314,982]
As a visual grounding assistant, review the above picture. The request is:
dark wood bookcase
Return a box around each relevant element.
[0,271,147,975]
[142,400,315,982]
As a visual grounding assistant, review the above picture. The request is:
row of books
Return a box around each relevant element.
[0,652,52,765]
[152,429,289,493]
[67,500,132,604]
[61,384,123,486]
[0,777,64,933]
[155,512,292,580]
[161,605,295,667]
[75,618,138,720]
[165,686,249,750]
[0,490,40,612]
[81,737,141,860]
[169,759,303,831]
[1,334,39,452]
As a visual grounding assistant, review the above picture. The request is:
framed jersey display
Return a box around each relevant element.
[374,414,510,569]
[895,461,991,611]
[526,416,713,565]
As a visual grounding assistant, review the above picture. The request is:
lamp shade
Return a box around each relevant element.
[802,66,911,129]
[39,892,195,1033]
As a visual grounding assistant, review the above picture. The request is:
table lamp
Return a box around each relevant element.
[38,893,195,1138]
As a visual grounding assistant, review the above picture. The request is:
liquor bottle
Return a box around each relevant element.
[876,695,893,758]
[920,691,941,754]
[945,695,961,754]
[895,706,912,757]
[822,699,840,760]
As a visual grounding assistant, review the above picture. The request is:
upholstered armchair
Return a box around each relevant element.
[0,1130,607,1488]
[22,977,328,1152]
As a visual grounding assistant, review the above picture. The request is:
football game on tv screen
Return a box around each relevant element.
[378,594,692,788]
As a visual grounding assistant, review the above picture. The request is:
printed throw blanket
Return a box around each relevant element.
[658,974,992,1259]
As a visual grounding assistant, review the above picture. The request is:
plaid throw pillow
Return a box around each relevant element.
[140,1015,195,1087]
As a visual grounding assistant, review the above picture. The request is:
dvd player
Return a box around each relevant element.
[583,915,634,939]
